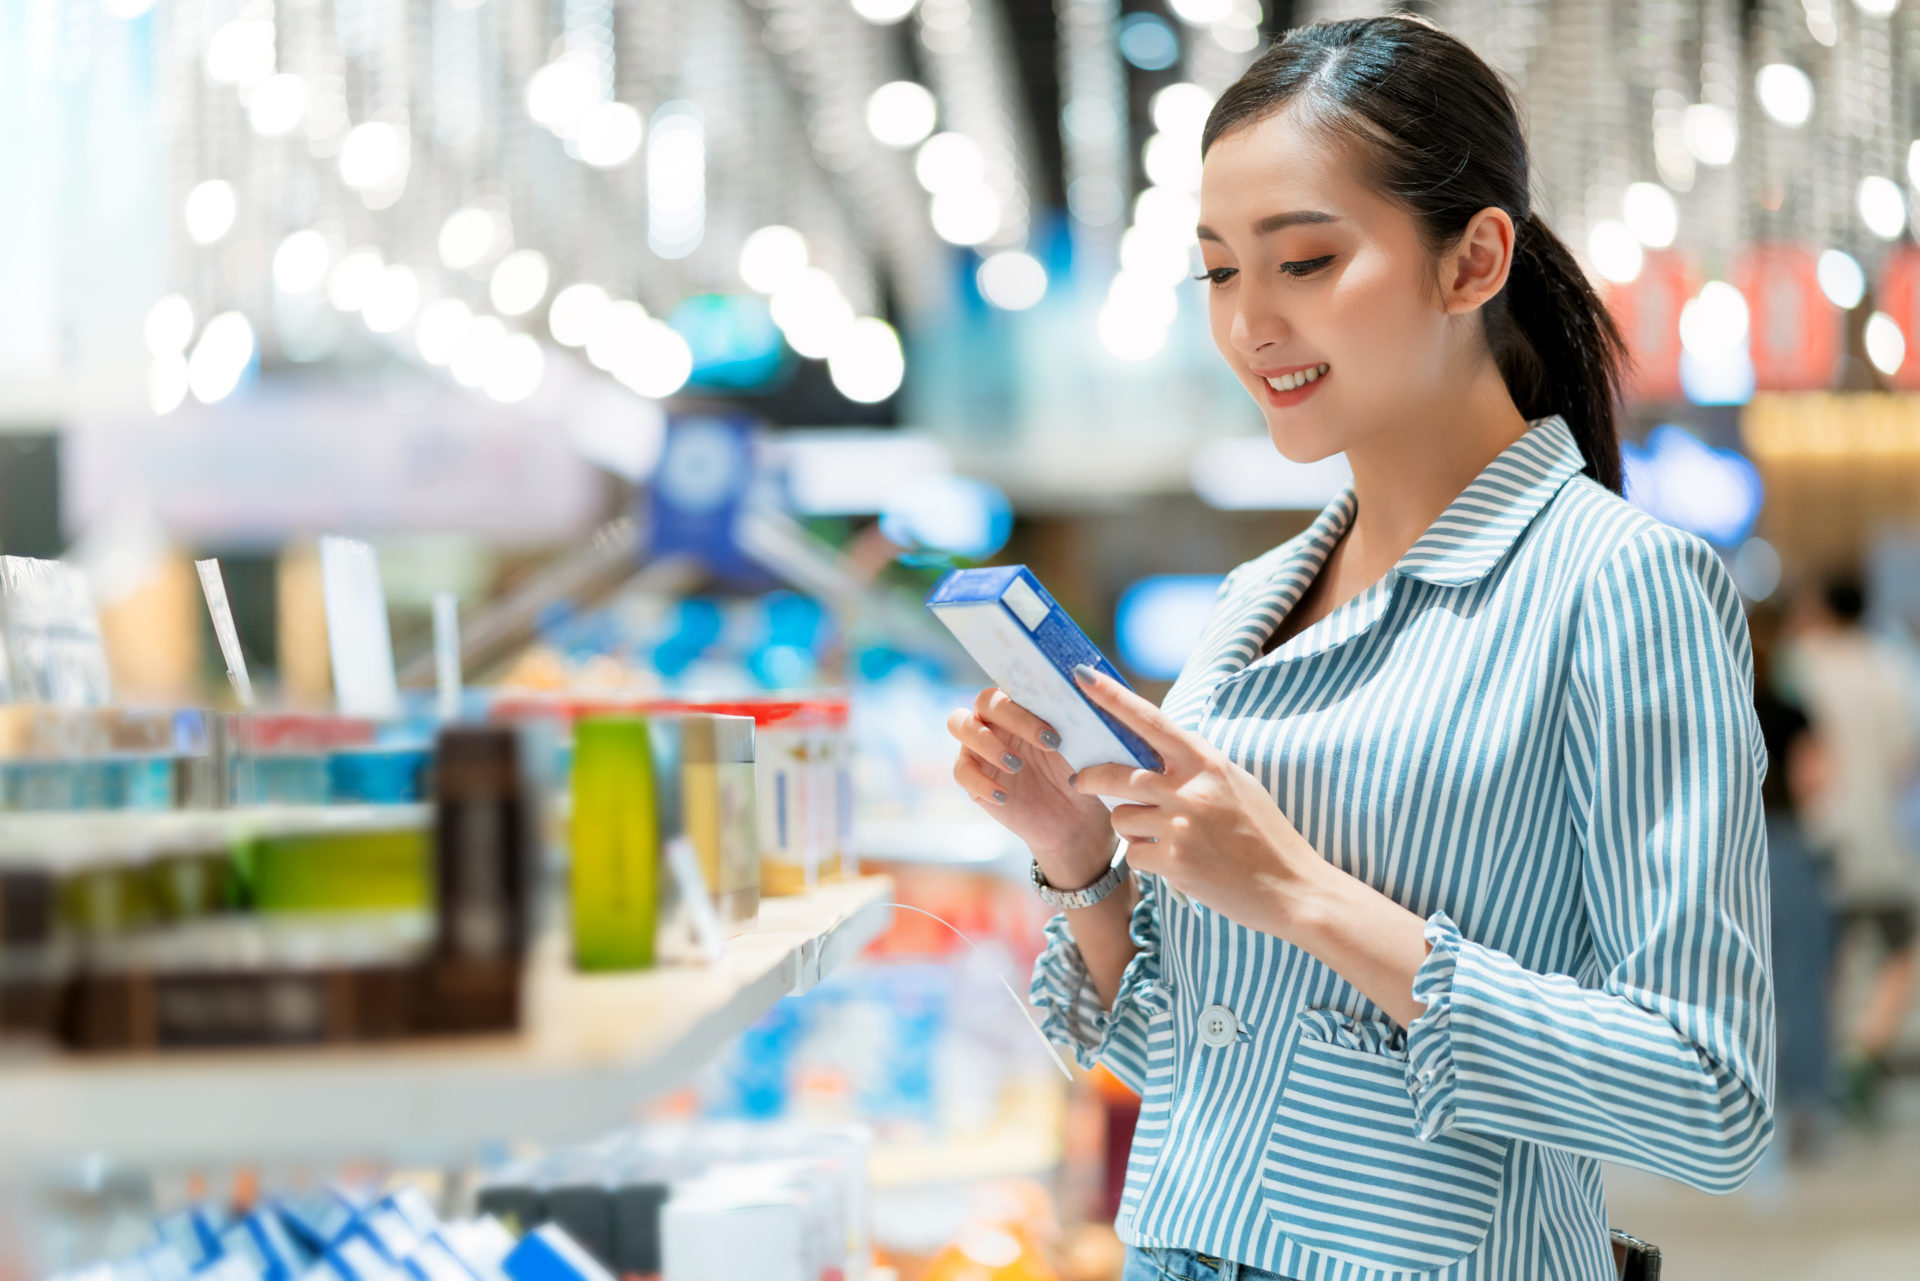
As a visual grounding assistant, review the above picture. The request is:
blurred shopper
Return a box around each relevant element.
[1788,576,1920,1122]
[948,17,1771,1281]
[1751,604,1839,1157]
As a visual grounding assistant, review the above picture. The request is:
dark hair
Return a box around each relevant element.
[1822,575,1866,624]
[1201,16,1627,494]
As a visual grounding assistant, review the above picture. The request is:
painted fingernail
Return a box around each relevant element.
[1039,728,1062,750]
[1072,663,1098,685]
[1002,752,1024,772]
[1067,771,1079,787]
[992,789,1008,805]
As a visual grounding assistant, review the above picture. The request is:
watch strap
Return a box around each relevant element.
[1030,852,1129,909]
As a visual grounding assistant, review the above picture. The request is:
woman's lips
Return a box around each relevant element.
[1258,362,1329,407]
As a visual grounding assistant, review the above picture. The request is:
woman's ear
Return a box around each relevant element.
[1440,207,1516,314]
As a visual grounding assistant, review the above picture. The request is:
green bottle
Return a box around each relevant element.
[570,717,661,970]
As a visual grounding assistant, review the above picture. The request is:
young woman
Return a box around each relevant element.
[946,17,1772,1281]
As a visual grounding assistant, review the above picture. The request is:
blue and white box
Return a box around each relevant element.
[501,1226,614,1281]
[926,565,1160,807]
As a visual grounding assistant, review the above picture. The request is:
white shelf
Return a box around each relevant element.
[0,876,894,1172]
[0,806,431,868]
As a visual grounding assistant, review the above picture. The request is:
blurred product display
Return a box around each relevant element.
[9,0,1920,1277]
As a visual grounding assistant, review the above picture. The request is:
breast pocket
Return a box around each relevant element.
[1260,1013,1509,1274]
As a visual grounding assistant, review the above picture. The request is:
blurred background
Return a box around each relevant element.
[4,0,1920,1278]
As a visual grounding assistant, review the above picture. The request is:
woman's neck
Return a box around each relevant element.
[1335,362,1533,579]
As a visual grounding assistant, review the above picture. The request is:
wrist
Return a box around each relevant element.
[1260,846,1351,946]
[1030,831,1116,888]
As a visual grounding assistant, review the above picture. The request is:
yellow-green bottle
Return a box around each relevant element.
[570,716,659,970]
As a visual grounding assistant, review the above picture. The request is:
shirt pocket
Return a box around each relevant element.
[1259,1011,1509,1274]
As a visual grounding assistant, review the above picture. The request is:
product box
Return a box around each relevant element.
[926,565,1159,804]
[503,1226,616,1281]
[569,718,661,971]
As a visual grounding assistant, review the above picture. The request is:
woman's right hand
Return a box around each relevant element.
[947,688,1116,888]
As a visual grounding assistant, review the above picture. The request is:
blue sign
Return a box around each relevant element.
[1622,424,1764,547]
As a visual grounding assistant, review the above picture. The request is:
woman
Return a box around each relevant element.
[946,17,1772,1281]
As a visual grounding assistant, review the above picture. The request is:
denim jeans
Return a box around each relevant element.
[1121,1245,1293,1281]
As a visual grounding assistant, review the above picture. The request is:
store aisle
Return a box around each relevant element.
[1602,1084,1920,1279]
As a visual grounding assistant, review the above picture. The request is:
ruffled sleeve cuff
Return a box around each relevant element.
[1404,910,1466,1140]
[1027,872,1166,1084]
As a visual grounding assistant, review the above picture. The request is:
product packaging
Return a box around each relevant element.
[925,565,1159,791]
[419,725,529,1033]
[569,717,662,971]
[502,1226,616,1281]
[665,699,848,897]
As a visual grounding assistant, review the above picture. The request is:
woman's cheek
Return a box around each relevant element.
[1325,259,1433,402]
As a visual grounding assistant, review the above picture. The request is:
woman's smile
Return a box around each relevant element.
[1253,361,1330,407]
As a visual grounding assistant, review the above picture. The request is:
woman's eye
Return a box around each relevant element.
[1193,267,1238,288]
[1280,254,1336,277]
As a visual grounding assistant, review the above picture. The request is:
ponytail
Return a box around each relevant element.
[1490,213,1628,494]
[1203,17,1629,494]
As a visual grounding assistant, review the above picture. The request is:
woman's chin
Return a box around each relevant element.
[1262,417,1345,466]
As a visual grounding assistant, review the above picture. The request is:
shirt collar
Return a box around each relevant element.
[1388,414,1587,587]
[1187,415,1586,694]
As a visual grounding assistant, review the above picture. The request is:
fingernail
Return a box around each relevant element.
[1039,728,1062,750]
[1067,771,1079,787]
[1002,752,1024,772]
[992,789,1008,805]
[1073,664,1098,685]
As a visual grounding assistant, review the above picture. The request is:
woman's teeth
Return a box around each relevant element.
[1266,363,1329,392]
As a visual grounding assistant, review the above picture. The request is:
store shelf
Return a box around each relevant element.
[854,816,1027,870]
[0,875,894,1172]
[868,1074,1067,1188]
[0,806,430,867]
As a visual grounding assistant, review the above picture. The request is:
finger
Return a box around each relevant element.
[1120,836,1164,877]
[952,751,1010,806]
[1108,803,1166,843]
[1071,762,1171,804]
[947,708,1027,777]
[1071,665,1194,770]
[974,688,1066,754]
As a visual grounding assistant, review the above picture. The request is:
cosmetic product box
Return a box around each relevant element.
[925,565,1161,796]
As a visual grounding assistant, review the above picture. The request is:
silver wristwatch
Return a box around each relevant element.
[1030,853,1129,909]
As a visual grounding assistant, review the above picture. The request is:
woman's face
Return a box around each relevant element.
[1196,108,1464,464]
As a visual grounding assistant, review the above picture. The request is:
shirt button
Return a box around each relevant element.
[1198,1003,1239,1049]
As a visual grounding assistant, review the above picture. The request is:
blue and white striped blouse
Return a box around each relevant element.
[1030,415,1773,1280]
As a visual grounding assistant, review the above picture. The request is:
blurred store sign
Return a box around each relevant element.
[64,385,601,546]
[1743,392,1920,458]
[1623,424,1763,547]
[1607,249,1696,404]
[647,414,772,588]
[670,293,790,391]
[1116,574,1227,680]
[1189,437,1351,511]
[877,476,1013,561]
[770,432,953,516]
[1731,244,1841,391]
[1876,246,1920,389]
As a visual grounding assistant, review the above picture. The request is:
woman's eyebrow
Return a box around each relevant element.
[1195,210,1342,242]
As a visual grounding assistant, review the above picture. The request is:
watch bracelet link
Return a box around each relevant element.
[1029,850,1129,909]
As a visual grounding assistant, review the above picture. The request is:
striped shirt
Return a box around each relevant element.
[1029,416,1774,1280]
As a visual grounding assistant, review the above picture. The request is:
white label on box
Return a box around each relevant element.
[999,576,1049,630]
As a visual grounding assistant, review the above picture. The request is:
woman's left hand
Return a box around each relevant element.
[1067,664,1336,941]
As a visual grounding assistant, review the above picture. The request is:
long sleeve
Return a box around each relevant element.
[1402,525,1775,1193]
[1027,870,1168,1094]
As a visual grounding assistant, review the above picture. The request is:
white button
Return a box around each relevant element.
[1198,1003,1238,1049]
[1420,1068,1436,1085]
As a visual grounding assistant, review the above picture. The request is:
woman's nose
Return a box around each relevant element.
[1230,298,1289,358]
